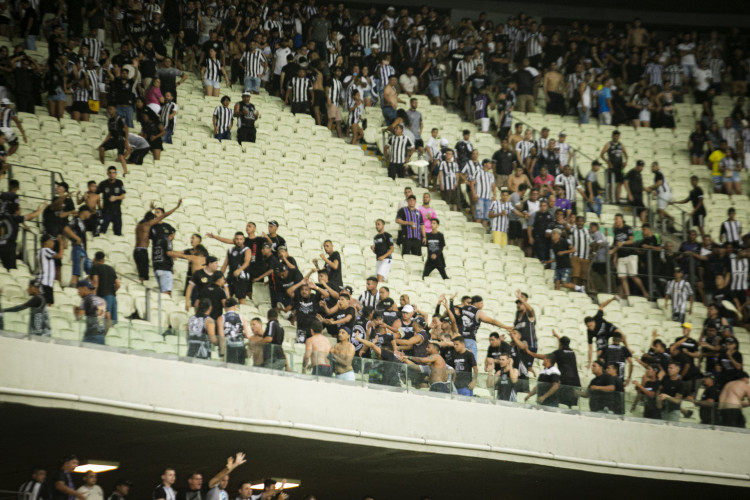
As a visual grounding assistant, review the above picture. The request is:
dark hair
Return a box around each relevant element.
[192,233,202,241]
[8,179,19,189]
[559,336,571,348]
[367,276,377,283]
[195,244,209,257]
[196,298,212,316]
[235,231,244,237]
[267,308,278,320]
[88,180,96,186]
[518,183,528,191]
[107,166,117,172]
[593,360,605,368]
[221,95,231,104]
[407,195,417,200]
[264,479,276,488]
[311,319,324,334]
[452,336,465,343]
[380,286,389,293]
[489,332,500,339]
[471,295,483,304]
[654,339,666,349]
[376,218,385,225]
[584,316,594,323]
[94,251,105,261]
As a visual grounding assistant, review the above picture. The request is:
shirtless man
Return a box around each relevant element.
[310,61,325,126]
[133,200,181,284]
[507,165,531,193]
[304,320,332,376]
[331,326,356,381]
[543,62,565,116]
[627,18,649,50]
[382,75,404,126]
[76,181,102,234]
[398,342,450,393]
[719,372,750,427]
[508,123,523,150]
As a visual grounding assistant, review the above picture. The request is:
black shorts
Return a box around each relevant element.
[414,139,424,148]
[313,89,326,108]
[610,166,624,183]
[0,243,16,270]
[72,101,90,114]
[291,101,310,114]
[149,138,163,151]
[508,220,523,239]
[42,285,54,305]
[184,30,198,47]
[229,278,251,299]
[691,213,705,227]
[133,248,149,280]
[237,126,256,144]
[101,137,126,155]
[630,197,647,215]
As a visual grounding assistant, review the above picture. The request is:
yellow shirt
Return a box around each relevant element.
[709,150,726,176]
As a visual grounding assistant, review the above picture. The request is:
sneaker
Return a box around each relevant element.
[685,410,694,419]
[575,285,586,293]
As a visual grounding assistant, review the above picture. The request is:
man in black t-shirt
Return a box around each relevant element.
[371,218,394,282]
[624,160,646,223]
[450,336,478,396]
[52,455,81,500]
[689,372,720,424]
[674,175,706,236]
[0,200,44,270]
[612,213,649,298]
[314,240,342,291]
[97,166,126,236]
[274,264,302,313]
[98,105,130,175]
[658,361,686,422]
[90,251,119,323]
[485,331,512,373]
[584,297,627,367]
[423,218,447,279]
[586,360,617,413]
[199,273,228,321]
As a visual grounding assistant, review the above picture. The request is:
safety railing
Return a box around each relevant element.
[2,329,748,432]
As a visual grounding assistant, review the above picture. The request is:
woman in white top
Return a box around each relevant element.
[358,65,375,107]
[720,149,742,196]
[577,73,592,124]
[348,89,364,145]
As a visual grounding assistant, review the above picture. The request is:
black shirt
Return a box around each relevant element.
[613,224,636,257]
[373,231,394,258]
[551,238,572,269]
[450,350,476,388]
[52,470,75,500]
[492,148,516,175]
[689,186,706,216]
[262,320,284,363]
[487,342,512,373]
[425,232,445,264]
[552,348,581,386]
[586,310,618,352]
[589,373,617,412]
[660,376,685,412]
[293,290,319,328]
[199,283,226,320]
[325,251,343,289]
[699,384,720,424]
[333,305,356,330]
[42,197,75,236]
[624,169,643,198]
[0,213,24,247]
[151,237,173,271]
[91,263,118,296]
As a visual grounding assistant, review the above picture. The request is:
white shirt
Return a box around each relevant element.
[677,42,696,66]
[273,47,292,75]
[77,485,104,500]
[399,74,419,93]
[694,67,712,91]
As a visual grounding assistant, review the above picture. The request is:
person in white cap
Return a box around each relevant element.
[0,98,27,156]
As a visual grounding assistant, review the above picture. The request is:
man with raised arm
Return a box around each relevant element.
[397,341,450,393]
[303,319,332,376]
[133,199,181,283]
[584,296,628,368]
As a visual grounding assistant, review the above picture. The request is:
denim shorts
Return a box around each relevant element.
[474,198,492,220]
[203,78,220,89]
[244,76,261,91]
[428,80,441,97]
[554,267,572,283]
[722,172,740,183]
[155,270,173,292]
[49,91,67,101]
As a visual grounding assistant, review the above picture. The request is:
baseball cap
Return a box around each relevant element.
[591,160,602,166]
[682,322,692,329]
[242,90,251,97]
[56,181,69,192]
[276,265,289,273]
[414,315,427,327]
[268,220,279,227]
[115,478,133,487]
[0,98,11,105]
[482,158,491,165]
[636,160,645,166]
[339,326,352,335]
[402,304,414,313]
[206,256,219,263]
[278,245,287,251]
[558,130,566,136]
[152,6,161,14]
[371,43,380,49]
[76,280,95,289]
[262,242,273,249]
[702,372,716,380]
[439,138,450,147]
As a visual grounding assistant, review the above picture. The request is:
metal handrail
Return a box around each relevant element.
[6,162,65,200]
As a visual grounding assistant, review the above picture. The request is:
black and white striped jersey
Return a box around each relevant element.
[358,25,375,48]
[387,134,414,164]
[643,62,663,87]
[86,68,101,101]
[555,173,580,201]
[377,28,397,53]
[290,76,312,103]
[524,32,544,57]
[37,247,56,287]
[358,289,379,309]
[405,37,422,61]
[489,200,514,232]
[474,169,495,199]
[81,37,103,62]
[264,18,282,37]
[377,63,396,86]
[213,105,233,133]
[18,480,44,500]
[204,58,223,81]
[569,227,592,259]
[327,78,343,105]
[720,220,742,244]
[240,49,266,77]
[666,279,693,312]
[326,39,338,66]
[348,101,364,125]
[73,80,90,102]
[0,107,15,128]
[160,101,177,128]
[515,140,534,162]
[461,161,480,182]
[535,137,550,152]
[730,253,749,291]
[664,64,683,87]
[439,161,460,190]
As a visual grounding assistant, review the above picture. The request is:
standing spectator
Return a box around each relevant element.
[546,229,586,293]
[74,280,109,344]
[37,235,63,306]
[570,216,593,289]
[0,278,50,336]
[492,138,517,189]
[159,92,178,144]
[187,298,218,359]
[221,233,252,305]
[624,160,647,224]
[438,149,460,211]
[598,78,614,125]
[600,130,628,204]
[371,219,394,282]
[611,213,649,299]
[554,165,585,214]
[53,455,85,500]
[489,189,523,248]
[673,175,706,236]
[708,140,728,193]
[97,166,126,236]
[77,471,104,500]
[90,252,119,324]
[212,96,233,141]
[106,479,131,500]
[381,75,402,125]
[472,160,496,229]
[423,218,447,279]
[665,268,694,323]
[450,336,478,396]
[395,195,426,256]
[235,91,259,145]
[406,98,424,156]
[644,162,675,228]
[584,160,603,216]
[584,360,617,413]
[0,199,45,270]
[719,373,750,427]
[514,58,539,113]
[153,468,177,500]
[156,58,188,102]
[240,41,267,94]
[286,67,313,115]
[385,124,415,179]
[658,361,686,422]
[18,466,48,500]
[720,208,742,246]
[525,356,561,407]
[0,99,27,155]
[98,105,130,175]
[529,198,554,263]
[543,62,565,115]
[419,193,437,235]
[203,48,230,97]
[694,59,713,104]
[314,241,343,292]
[399,67,419,96]
[719,148,743,196]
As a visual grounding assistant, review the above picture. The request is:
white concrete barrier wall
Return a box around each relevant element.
[1,335,749,487]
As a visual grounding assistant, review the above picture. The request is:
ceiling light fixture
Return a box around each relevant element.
[250,479,301,490]
[74,461,120,473]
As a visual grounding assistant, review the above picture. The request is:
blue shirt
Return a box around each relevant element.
[598,87,612,113]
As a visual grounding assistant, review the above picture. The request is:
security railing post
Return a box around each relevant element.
[50,171,55,199]
[158,291,163,334]
[605,241,612,294]
[145,288,151,322]
[647,249,654,299]
[681,211,687,240]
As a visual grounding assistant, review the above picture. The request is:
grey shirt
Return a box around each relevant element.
[592,230,607,263]
[406,109,422,140]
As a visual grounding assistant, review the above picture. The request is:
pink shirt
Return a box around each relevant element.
[534,174,554,187]
[419,205,437,233]
[145,87,163,106]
